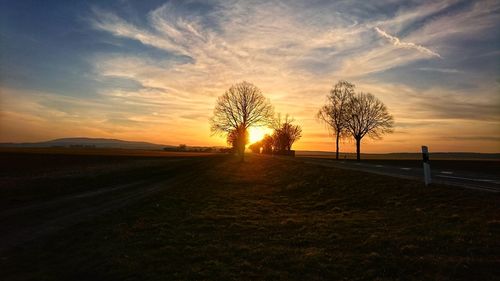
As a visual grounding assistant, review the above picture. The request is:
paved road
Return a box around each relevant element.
[296,157,500,192]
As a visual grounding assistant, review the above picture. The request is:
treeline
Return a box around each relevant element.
[210,80,394,161]
[317,80,394,161]
[248,114,302,156]
[163,144,219,153]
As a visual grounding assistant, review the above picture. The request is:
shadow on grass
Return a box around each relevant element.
[1,154,499,280]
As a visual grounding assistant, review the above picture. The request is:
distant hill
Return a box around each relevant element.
[0,137,175,150]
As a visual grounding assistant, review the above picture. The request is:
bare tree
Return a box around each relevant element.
[346,92,394,161]
[272,114,302,152]
[317,80,355,160]
[210,81,274,161]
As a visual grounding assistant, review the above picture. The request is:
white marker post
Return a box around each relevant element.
[421,146,431,186]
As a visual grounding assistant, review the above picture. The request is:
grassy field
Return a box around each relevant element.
[1,150,499,280]
[0,147,216,158]
[0,148,216,211]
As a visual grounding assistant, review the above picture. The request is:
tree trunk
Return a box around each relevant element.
[335,135,340,160]
[356,137,361,161]
[239,143,245,162]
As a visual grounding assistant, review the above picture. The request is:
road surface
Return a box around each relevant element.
[296,157,500,192]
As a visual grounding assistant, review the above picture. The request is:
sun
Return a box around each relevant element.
[248,126,272,144]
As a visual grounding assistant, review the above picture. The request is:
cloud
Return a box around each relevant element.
[374,27,442,58]
[405,1,500,46]
[4,0,499,152]
[85,1,500,150]
[442,136,500,142]
[91,7,192,57]
[418,67,461,73]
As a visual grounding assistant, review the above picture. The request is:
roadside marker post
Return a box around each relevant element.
[421,146,431,186]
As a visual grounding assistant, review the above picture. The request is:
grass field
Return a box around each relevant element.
[0,147,215,158]
[0,148,216,211]
[1,149,499,280]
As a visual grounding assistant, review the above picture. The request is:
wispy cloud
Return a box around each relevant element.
[374,27,442,58]
[85,1,500,151]
[91,8,192,57]
[418,67,461,73]
[1,0,499,152]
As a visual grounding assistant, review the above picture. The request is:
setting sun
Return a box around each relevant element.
[248,126,272,144]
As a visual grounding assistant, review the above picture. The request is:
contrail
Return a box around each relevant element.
[375,27,442,58]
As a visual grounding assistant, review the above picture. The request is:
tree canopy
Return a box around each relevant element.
[317,80,394,161]
[346,92,394,161]
[210,81,274,160]
[317,80,355,160]
[272,114,302,152]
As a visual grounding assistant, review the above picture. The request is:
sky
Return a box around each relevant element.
[1,0,499,153]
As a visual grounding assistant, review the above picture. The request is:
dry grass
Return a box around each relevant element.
[0,147,215,157]
[1,154,499,280]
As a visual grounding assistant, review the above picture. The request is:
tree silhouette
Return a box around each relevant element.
[226,124,248,154]
[317,80,355,160]
[248,141,262,153]
[346,92,394,161]
[272,114,302,152]
[261,135,274,154]
[210,81,274,161]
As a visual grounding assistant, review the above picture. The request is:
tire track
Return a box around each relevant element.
[0,157,213,254]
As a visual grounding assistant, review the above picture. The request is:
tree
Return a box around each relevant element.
[317,80,355,160]
[210,81,274,161]
[248,140,262,153]
[226,124,248,154]
[261,134,274,154]
[346,92,394,161]
[272,114,302,152]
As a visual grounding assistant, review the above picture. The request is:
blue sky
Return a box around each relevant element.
[1,0,499,152]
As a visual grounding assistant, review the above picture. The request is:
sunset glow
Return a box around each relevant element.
[248,126,273,144]
[1,1,499,152]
